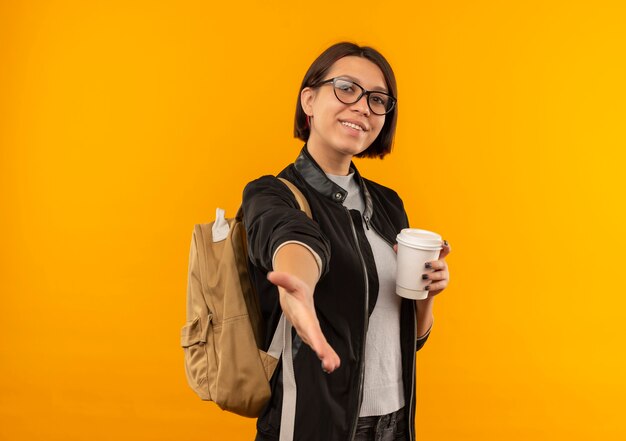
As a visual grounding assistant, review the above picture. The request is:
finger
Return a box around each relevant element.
[438,241,451,259]
[425,259,447,271]
[298,325,341,373]
[278,297,340,370]
[318,343,341,373]
[267,271,301,293]
[422,269,449,282]
[393,244,398,253]
[298,320,326,350]
[425,279,449,292]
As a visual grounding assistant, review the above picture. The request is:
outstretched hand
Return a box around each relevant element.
[267,271,341,373]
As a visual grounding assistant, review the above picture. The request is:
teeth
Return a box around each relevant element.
[341,121,363,131]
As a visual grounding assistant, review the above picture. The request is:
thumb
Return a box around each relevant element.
[267,271,300,293]
[438,240,451,260]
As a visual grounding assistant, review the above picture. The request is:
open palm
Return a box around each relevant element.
[267,271,341,373]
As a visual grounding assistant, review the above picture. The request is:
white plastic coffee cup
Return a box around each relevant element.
[396,228,443,300]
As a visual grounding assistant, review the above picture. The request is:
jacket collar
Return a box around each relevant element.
[294,145,373,221]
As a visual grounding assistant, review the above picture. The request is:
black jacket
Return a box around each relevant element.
[242,146,429,441]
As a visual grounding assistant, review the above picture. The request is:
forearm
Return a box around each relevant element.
[268,243,340,371]
[415,297,434,339]
[273,243,320,292]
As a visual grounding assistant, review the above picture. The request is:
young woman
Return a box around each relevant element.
[242,42,451,441]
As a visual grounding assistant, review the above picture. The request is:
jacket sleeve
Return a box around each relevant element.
[415,323,432,351]
[396,190,410,230]
[242,175,331,276]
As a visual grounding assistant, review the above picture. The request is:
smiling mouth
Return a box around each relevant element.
[340,121,366,131]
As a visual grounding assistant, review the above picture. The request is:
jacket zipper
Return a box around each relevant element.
[346,207,370,441]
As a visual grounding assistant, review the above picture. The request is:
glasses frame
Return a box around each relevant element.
[313,77,397,115]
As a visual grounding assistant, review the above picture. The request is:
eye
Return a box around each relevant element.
[335,80,355,92]
[371,94,388,106]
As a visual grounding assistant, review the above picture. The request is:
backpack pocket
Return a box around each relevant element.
[258,349,279,381]
[181,313,215,400]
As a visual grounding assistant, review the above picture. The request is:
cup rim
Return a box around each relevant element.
[396,228,442,249]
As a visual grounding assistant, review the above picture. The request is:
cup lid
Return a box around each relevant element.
[396,228,443,249]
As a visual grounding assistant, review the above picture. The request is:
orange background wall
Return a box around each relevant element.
[1,1,625,440]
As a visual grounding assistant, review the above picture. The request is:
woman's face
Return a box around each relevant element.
[301,56,388,160]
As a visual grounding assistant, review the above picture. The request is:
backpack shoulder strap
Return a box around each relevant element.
[277,177,312,219]
[271,178,313,440]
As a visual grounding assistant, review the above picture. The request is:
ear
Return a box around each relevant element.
[300,87,316,116]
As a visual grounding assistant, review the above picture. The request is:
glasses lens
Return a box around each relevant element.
[369,93,395,115]
[332,79,362,104]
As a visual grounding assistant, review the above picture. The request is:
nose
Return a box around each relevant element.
[350,94,370,116]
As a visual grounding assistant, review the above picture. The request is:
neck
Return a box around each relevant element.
[306,141,353,176]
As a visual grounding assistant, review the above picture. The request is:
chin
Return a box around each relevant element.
[332,139,369,156]
[339,145,369,158]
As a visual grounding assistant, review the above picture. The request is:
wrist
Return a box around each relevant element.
[415,296,434,313]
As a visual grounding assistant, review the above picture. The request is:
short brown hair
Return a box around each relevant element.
[294,42,398,159]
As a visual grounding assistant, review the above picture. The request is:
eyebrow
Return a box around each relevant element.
[337,75,389,93]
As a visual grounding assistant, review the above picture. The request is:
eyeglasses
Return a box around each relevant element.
[313,77,396,115]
